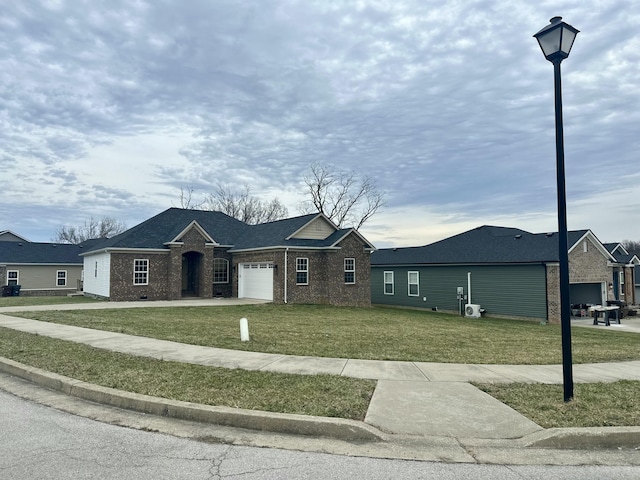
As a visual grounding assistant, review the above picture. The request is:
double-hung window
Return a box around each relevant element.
[408,271,419,296]
[344,258,355,284]
[7,271,18,286]
[134,259,149,285]
[296,258,308,285]
[384,271,394,295]
[56,270,67,286]
[213,258,229,283]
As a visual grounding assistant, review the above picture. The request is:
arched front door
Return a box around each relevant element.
[182,251,202,297]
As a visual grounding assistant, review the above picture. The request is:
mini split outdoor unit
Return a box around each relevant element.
[465,304,482,318]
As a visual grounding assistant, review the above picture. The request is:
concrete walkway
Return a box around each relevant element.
[0,300,639,443]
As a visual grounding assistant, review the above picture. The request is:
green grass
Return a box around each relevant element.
[9,304,639,364]
[476,381,640,428]
[0,327,374,420]
[0,296,102,307]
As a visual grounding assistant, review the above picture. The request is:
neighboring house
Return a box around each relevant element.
[371,225,634,323]
[0,230,30,243]
[80,208,374,306]
[603,243,639,305]
[0,240,85,296]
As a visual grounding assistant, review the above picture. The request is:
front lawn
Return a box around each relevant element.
[8,304,639,364]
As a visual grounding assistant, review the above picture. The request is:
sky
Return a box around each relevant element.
[1,0,639,248]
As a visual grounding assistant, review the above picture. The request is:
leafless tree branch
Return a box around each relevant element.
[300,163,386,228]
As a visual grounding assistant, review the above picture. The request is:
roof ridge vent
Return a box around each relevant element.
[514,234,522,239]
[546,232,554,237]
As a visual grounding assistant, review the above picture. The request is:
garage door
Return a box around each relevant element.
[570,282,605,306]
[238,263,274,301]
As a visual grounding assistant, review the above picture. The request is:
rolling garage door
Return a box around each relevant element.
[238,263,274,301]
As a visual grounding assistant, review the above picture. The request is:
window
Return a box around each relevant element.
[583,241,588,253]
[408,271,419,296]
[56,270,67,287]
[133,259,149,285]
[296,258,308,285]
[384,271,394,295]
[94,261,98,278]
[344,258,355,284]
[213,258,229,283]
[7,270,18,286]
[620,271,625,296]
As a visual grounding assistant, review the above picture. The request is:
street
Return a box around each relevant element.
[2,388,639,480]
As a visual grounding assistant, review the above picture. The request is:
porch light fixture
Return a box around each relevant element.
[534,16,579,403]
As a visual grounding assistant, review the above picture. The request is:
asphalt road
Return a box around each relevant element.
[2,389,640,480]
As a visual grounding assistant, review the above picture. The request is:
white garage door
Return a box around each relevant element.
[238,263,274,301]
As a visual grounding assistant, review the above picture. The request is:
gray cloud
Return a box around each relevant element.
[1,0,639,245]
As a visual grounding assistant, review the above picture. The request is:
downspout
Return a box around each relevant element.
[284,248,288,304]
[467,272,472,304]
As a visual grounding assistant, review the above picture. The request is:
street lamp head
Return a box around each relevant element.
[534,16,579,63]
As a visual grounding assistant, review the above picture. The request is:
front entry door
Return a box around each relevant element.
[182,252,202,297]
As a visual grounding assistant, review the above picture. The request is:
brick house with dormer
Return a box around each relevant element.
[80,208,374,307]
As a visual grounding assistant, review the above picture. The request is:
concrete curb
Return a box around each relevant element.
[523,427,640,450]
[0,357,383,442]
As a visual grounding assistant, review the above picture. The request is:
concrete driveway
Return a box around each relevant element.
[0,297,271,314]
[572,315,640,334]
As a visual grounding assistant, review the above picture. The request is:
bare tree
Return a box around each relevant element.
[299,163,386,229]
[621,240,640,256]
[53,216,127,244]
[174,186,205,210]
[203,184,288,224]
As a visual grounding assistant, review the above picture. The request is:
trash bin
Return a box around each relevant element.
[11,285,21,296]
[2,285,12,297]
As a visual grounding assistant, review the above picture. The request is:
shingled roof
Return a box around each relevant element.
[603,243,638,265]
[371,225,595,266]
[0,241,85,264]
[83,208,365,254]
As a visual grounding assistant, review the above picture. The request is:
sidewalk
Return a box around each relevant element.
[0,300,639,455]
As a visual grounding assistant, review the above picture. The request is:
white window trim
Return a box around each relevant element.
[408,271,419,297]
[620,271,625,296]
[344,258,355,284]
[133,259,149,285]
[384,271,394,295]
[296,257,309,285]
[213,258,229,284]
[7,270,19,285]
[56,270,67,287]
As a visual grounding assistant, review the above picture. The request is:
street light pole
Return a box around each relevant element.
[553,57,574,403]
[534,17,579,402]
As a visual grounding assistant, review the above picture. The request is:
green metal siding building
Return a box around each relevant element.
[371,264,548,320]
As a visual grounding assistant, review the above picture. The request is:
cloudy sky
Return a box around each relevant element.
[2,0,639,248]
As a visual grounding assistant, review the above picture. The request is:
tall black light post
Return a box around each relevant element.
[534,17,579,402]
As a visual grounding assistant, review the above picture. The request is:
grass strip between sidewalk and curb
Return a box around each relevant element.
[0,327,374,421]
[476,381,640,428]
[6,303,639,364]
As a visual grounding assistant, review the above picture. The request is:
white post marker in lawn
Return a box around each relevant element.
[240,317,250,342]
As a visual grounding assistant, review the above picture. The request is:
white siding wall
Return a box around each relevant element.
[83,252,111,298]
